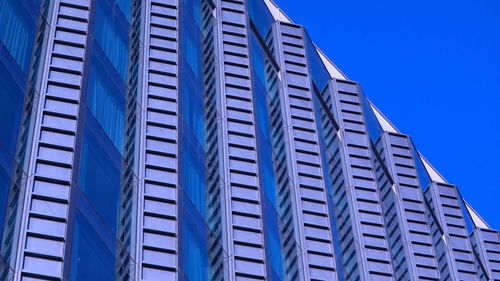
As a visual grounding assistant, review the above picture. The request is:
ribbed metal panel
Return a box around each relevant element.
[215,0,268,279]
[470,228,500,281]
[270,22,339,281]
[136,0,179,279]
[262,27,304,281]
[13,0,91,279]
[1,0,498,280]
[374,132,440,280]
[324,79,395,281]
[201,1,227,281]
[424,182,480,280]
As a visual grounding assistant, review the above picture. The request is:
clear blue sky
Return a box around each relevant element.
[273,0,500,229]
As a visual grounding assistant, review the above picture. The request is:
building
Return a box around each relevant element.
[0,0,498,280]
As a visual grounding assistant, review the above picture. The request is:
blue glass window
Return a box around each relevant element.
[182,192,208,281]
[115,0,130,21]
[181,64,204,146]
[263,196,283,280]
[327,193,345,281]
[181,125,206,218]
[0,147,12,250]
[0,53,24,154]
[411,142,431,191]
[360,95,383,144]
[248,0,274,39]
[251,31,266,87]
[255,81,271,144]
[0,0,37,73]
[79,110,122,235]
[94,0,129,81]
[457,191,475,233]
[87,42,125,153]
[254,66,276,206]
[70,191,117,281]
[182,0,201,27]
[182,11,202,80]
[304,33,330,91]
[258,132,276,207]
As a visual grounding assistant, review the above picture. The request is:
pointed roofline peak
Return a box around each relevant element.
[464,200,491,229]
[263,0,347,80]
[367,101,400,134]
[263,0,293,24]
[315,45,348,80]
[417,152,447,184]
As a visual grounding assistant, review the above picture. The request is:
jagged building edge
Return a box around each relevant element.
[0,0,498,280]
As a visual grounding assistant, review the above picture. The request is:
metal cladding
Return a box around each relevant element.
[0,0,497,280]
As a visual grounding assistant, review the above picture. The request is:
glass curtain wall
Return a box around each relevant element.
[179,0,227,280]
[70,0,139,280]
[0,0,49,278]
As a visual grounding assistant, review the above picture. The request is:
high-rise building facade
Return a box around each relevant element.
[0,0,498,280]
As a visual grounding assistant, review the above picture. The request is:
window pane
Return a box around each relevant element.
[263,196,283,280]
[0,154,11,250]
[248,0,274,39]
[254,80,271,144]
[115,0,130,21]
[70,191,117,281]
[87,42,125,153]
[182,192,208,281]
[181,125,205,218]
[411,142,431,190]
[182,0,200,27]
[0,55,24,154]
[79,110,122,235]
[181,11,202,80]
[94,0,129,81]
[251,31,266,87]
[181,63,204,146]
[304,33,330,91]
[0,0,37,73]
[360,94,383,144]
[258,131,276,207]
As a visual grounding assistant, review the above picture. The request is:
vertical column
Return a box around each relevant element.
[136,0,179,279]
[215,0,268,279]
[263,31,304,281]
[270,21,339,281]
[424,182,481,280]
[201,1,227,280]
[13,0,91,280]
[374,132,440,280]
[469,228,500,281]
[325,79,395,280]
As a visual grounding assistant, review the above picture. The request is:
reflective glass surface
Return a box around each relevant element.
[304,33,330,91]
[411,141,431,190]
[94,0,129,81]
[0,44,27,251]
[181,123,206,219]
[0,146,12,250]
[182,0,201,27]
[70,190,119,281]
[360,94,383,144]
[181,192,208,281]
[87,42,126,153]
[0,50,24,155]
[0,0,37,73]
[115,0,130,21]
[251,32,266,87]
[181,62,204,146]
[263,195,283,280]
[79,110,122,235]
[182,9,202,80]
[248,0,274,39]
